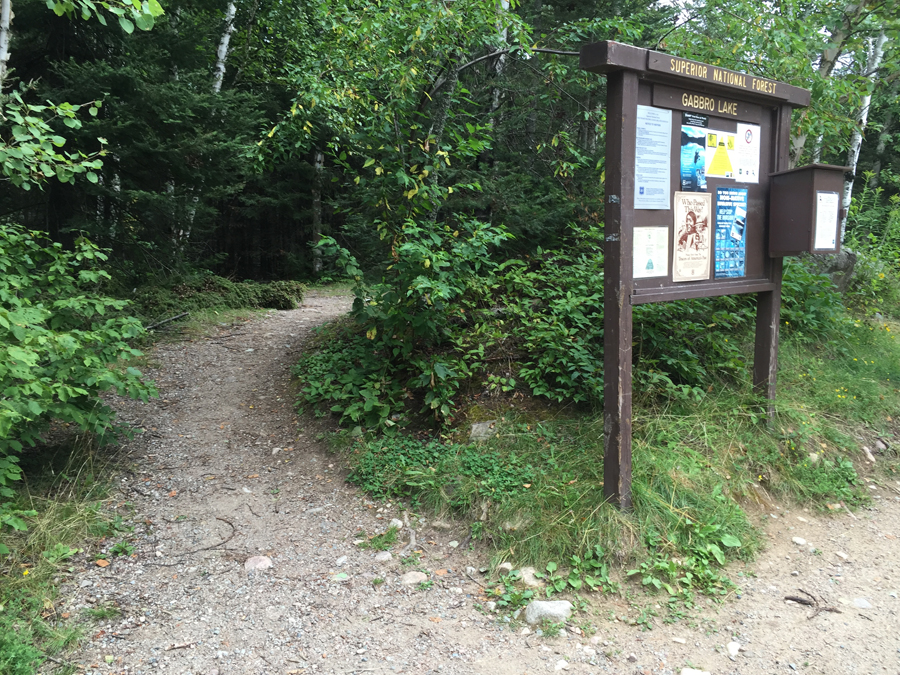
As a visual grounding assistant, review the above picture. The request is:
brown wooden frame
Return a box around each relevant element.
[580,41,810,509]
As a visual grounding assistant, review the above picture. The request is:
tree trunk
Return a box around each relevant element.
[841,30,887,241]
[0,0,12,92]
[791,1,868,165]
[212,1,237,94]
[869,79,899,188]
[311,148,324,274]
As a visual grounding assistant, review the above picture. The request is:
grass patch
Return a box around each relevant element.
[0,435,134,669]
[326,317,900,620]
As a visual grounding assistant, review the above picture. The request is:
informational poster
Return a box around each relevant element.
[705,130,736,179]
[633,227,669,279]
[680,116,708,192]
[714,187,748,278]
[734,123,760,183]
[634,105,672,210]
[814,191,840,250]
[673,191,712,282]
[703,124,761,183]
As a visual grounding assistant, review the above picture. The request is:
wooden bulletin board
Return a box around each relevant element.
[579,41,810,509]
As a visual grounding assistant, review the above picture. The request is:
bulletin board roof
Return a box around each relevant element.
[580,41,810,108]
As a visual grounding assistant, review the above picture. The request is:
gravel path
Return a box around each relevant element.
[59,292,900,675]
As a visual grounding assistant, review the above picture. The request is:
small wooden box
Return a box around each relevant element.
[769,164,847,256]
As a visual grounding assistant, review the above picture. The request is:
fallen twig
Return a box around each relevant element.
[147,312,190,331]
[164,642,195,651]
[145,517,236,566]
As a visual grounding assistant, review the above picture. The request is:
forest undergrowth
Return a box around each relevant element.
[294,217,900,622]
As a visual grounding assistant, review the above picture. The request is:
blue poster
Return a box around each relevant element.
[680,126,707,192]
[714,187,748,278]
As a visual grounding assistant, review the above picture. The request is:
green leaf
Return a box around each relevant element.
[720,534,742,548]
[86,171,99,184]
[118,16,135,33]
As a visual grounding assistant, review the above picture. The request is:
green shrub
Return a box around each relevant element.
[130,273,306,323]
[0,224,156,552]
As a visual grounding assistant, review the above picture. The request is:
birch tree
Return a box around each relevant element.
[841,30,889,239]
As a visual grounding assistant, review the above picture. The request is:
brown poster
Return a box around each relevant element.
[673,191,712,282]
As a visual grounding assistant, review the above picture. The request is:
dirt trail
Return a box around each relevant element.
[60,293,900,675]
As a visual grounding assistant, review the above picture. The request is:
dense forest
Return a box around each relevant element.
[1,0,896,283]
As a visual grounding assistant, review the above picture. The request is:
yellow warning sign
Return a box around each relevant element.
[706,131,735,178]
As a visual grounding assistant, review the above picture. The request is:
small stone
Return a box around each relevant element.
[388,518,404,530]
[796,516,808,523]
[835,551,848,560]
[791,571,800,576]
[589,636,602,645]
[335,556,347,566]
[520,566,544,587]
[791,537,807,546]
[484,601,497,612]
[852,597,872,609]
[466,566,477,576]
[727,641,741,656]
[875,439,889,452]
[271,447,281,456]
[399,571,428,586]
[554,660,570,671]
[244,556,273,571]
[470,420,497,441]
[520,627,531,636]
[524,600,573,625]
[680,669,710,675]
[448,540,459,548]
[306,507,324,514]
[498,562,514,575]
[568,625,582,635]
[374,551,392,563]
[672,637,687,644]
[627,653,637,662]
[583,647,596,657]
[863,446,877,463]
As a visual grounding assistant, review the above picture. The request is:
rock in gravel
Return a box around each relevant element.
[852,597,873,609]
[835,551,849,560]
[727,641,741,656]
[335,555,347,566]
[470,420,497,441]
[244,556,273,571]
[524,600,573,625]
[672,637,687,644]
[791,537,807,546]
[627,653,637,662]
[520,566,544,587]
[554,659,570,671]
[681,669,710,675]
[484,601,497,612]
[374,551,392,563]
[498,562,514,575]
[399,571,428,586]
[389,518,404,530]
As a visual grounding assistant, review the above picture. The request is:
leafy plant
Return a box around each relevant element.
[109,540,135,557]
[0,225,156,551]
[358,526,399,551]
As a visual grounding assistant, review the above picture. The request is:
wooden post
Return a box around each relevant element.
[603,70,638,511]
[752,105,792,417]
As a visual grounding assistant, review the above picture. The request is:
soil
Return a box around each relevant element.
[57,292,900,675]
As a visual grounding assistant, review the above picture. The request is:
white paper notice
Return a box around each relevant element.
[734,123,760,184]
[633,227,669,279]
[815,191,840,250]
[634,106,672,210]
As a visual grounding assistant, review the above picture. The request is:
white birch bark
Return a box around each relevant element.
[841,30,888,241]
[790,1,867,166]
[311,148,324,274]
[212,1,237,94]
[0,0,12,92]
